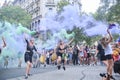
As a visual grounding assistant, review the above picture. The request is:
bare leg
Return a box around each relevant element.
[62,58,67,70]
[18,58,22,67]
[107,59,115,80]
[25,61,32,78]
[57,56,61,65]
[108,59,113,76]
[57,56,61,69]
[102,60,109,73]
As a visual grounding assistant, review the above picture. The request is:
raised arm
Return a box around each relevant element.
[106,29,113,44]
[24,34,29,45]
[25,38,29,45]
[33,46,40,54]
[2,37,6,48]
[66,38,74,46]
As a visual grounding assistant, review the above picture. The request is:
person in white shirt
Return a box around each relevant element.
[100,28,114,80]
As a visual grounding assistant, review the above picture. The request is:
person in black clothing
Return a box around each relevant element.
[24,37,38,79]
[97,42,107,79]
[97,42,106,62]
[56,38,73,70]
[72,45,79,65]
[0,37,6,54]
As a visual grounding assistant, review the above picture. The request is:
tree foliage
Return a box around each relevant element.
[57,0,69,13]
[107,4,120,24]
[0,6,32,27]
[94,0,120,24]
[67,27,86,45]
[93,0,111,21]
[112,34,119,41]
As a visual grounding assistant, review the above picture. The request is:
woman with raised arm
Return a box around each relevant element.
[99,29,115,80]
[56,38,73,70]
[0,37,6,54]
[24,37,39,79]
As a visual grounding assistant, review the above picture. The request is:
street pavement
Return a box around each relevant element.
[1,65,119,80]
[0,65,57,80]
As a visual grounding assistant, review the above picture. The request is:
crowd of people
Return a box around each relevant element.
[31,42,99,68]
[23,28,120,80]
[26,37,120,80]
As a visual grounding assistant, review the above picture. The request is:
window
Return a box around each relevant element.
[32,23,34,27]
[47,0,54,3]
[49,8,52,10]
[38,20,40,25]
[36,12,39,16]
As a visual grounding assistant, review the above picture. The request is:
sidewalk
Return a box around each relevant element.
[7,65,120,80]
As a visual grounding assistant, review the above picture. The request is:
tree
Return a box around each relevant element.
[93,0,118,21]
[112,34,119,41]
[0,6,32,27]
[94,0,120,23]
[107,3,120,24]
[93,0,112,21]
[57,0,69,13]
[85,35,102,46]
[67,26,86,45]
[93,6,107,21]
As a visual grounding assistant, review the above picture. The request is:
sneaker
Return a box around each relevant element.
[25,76,28,79]
[108,75,115,80]
[110,76,115,80]
[44,65,46,67]
[28,74,32,76]
[100,73,106,77]
[57,65,61,70]
[107,73,115,80]
[63,66,66,70]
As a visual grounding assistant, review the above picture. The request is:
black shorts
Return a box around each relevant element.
[105,54,113,60]
[61,59,65,63]
[100,54,112,61]
[24,52,32,63]
[57,52,62,57]
[100,54,106,61]
[87,53,91,58]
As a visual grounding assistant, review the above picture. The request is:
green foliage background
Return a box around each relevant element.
[0,6,32,27]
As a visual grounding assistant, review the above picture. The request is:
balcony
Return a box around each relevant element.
[34,7,40,12]
[30,1,34,6]
[45,2,56,7]
[35,0,40,3]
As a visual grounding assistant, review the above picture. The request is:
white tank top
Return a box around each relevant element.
[104,44,112,55]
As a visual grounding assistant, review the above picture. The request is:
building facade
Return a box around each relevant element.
[13,0,81,31]
[13,0,57,31]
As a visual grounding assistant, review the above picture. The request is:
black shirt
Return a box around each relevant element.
[25,39,37,56]
[97,43,105,55]
[57,46,67,54]
[73,47,79,56]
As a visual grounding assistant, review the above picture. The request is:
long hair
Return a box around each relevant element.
[100,37,108,48]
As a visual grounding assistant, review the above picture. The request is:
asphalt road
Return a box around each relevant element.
[0,65,120,80]
[0,65,57,80]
